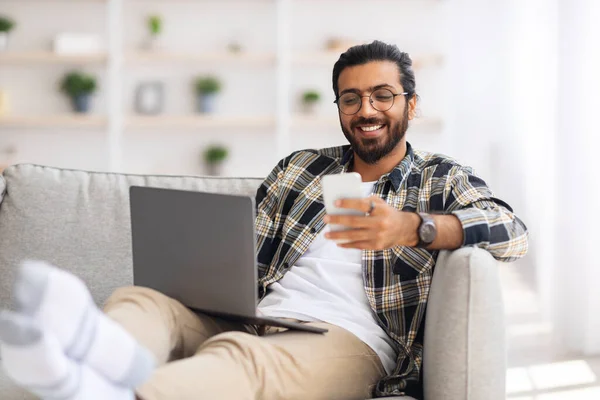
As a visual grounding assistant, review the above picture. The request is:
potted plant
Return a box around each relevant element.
[301,90,321,114]
[145,14,162,50]
[59,71,98,113]
[227,41,243,54]
[194,76,222,114]
[203,144,228,176]
[0,16,16,52]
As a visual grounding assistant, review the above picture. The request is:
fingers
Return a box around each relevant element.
[323,214,372,228]
[334,195,384,214]
[324,228,371,242]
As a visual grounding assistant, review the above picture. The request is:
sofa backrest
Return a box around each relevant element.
[0,164,263,309]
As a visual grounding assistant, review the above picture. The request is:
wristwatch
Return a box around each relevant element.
[416,213,437,248]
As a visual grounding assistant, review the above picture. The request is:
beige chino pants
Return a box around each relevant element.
[103,286,386,400]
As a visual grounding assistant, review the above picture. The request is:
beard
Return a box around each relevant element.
[341,105,409,165]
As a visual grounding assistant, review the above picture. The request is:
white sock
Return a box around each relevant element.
[0,310,134,400]
[13,260,155,389]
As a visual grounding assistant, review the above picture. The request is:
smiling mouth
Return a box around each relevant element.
[359,124,384,132]
[354,124,386,137]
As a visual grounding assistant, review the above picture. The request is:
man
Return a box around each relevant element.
[0,41,528,400]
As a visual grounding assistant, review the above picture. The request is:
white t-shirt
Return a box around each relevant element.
[257,181,397,374]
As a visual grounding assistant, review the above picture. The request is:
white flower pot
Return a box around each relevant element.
[144,35,163,51]
[0,33,9,52]
[205,162,225,176]
[302,102,319,115]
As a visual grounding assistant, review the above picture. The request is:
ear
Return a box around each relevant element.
[408,95,417,120]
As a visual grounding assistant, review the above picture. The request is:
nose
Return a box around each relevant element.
[356,96,378,118]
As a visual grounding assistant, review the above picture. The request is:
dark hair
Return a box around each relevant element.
[332,40,417,101]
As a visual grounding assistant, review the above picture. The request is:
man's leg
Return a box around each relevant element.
[136,322,386,400]
[103,285,256,365]
[11,261,251,390]
[0,311,134,400]
[12,261,155,388]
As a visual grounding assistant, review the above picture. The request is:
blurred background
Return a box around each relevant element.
[0,1,598,399]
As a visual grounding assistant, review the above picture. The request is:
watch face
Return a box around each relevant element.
[420,223,437,243]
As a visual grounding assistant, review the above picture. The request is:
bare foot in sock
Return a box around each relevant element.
[0,310,134,400]
[12,260,155,388]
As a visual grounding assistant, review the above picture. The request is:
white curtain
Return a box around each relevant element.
[506,0,600,355]
[449,0,600,355]
[553,0,600,355]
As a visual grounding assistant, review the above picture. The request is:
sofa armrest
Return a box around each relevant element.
[0,174,5,206]
[423,247,506,400]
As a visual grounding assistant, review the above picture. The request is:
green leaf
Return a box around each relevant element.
[194,76,222,94]
[0,16,16,32]
[203,145,228,163]
[59,71,98,97]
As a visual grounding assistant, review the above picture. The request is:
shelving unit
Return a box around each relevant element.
[0,51,108,65]
[292,52,444,68]
[0,0,447,175]
[127,115,275,129]
[0,115,107,129]
[126,51,276,66]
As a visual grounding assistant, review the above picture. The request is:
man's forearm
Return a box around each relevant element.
[402,212,464,250]
[428,214,463,250]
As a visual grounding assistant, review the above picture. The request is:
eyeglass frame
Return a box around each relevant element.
[333,88,409,115]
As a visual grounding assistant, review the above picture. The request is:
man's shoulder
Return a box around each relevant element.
[281,145,350,168]
[411,147,472,176]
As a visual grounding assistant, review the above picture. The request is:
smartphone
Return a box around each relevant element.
[321,172,366,241]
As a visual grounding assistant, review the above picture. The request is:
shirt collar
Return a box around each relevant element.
[340,142,415,193]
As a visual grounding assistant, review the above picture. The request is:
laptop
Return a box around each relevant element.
[129,186,327,334]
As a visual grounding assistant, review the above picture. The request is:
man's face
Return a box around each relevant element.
[337,61,417,164]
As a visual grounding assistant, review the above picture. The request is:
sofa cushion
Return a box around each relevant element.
[0,164,263,311]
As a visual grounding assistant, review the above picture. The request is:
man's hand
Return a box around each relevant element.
[323,196,421,250]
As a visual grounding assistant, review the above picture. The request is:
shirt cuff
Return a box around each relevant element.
[451,208,491,247]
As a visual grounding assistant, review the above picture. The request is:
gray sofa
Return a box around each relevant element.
[0,164,507,400]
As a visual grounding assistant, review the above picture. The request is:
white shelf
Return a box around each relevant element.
[292,52,444,68]
[126,115,276,129]
[126,51,276,66]
[0,115,107,129]
[291,114,443,131]
[0,0,107,2]
[0,52,108,65]
[125,51,444,69]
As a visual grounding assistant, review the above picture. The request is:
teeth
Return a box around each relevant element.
[359,125,383,132]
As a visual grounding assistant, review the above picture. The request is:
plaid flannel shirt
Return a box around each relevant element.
[254,142,528,398]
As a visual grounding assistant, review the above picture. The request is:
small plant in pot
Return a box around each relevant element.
[301,90,321,114]
[203,144,228,176]
[59,71,97,113]
[194,76,222,114]
[0,16,16,52]
[145,14,162,51]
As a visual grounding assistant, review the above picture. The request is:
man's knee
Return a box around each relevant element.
[198,331,265,362]
[103,286,170,311]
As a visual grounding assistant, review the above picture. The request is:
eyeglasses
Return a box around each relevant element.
[334,88,408,115]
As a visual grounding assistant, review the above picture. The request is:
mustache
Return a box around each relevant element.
[351,117,387,130]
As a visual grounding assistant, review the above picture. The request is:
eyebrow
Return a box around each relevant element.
[339,83,397,96]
